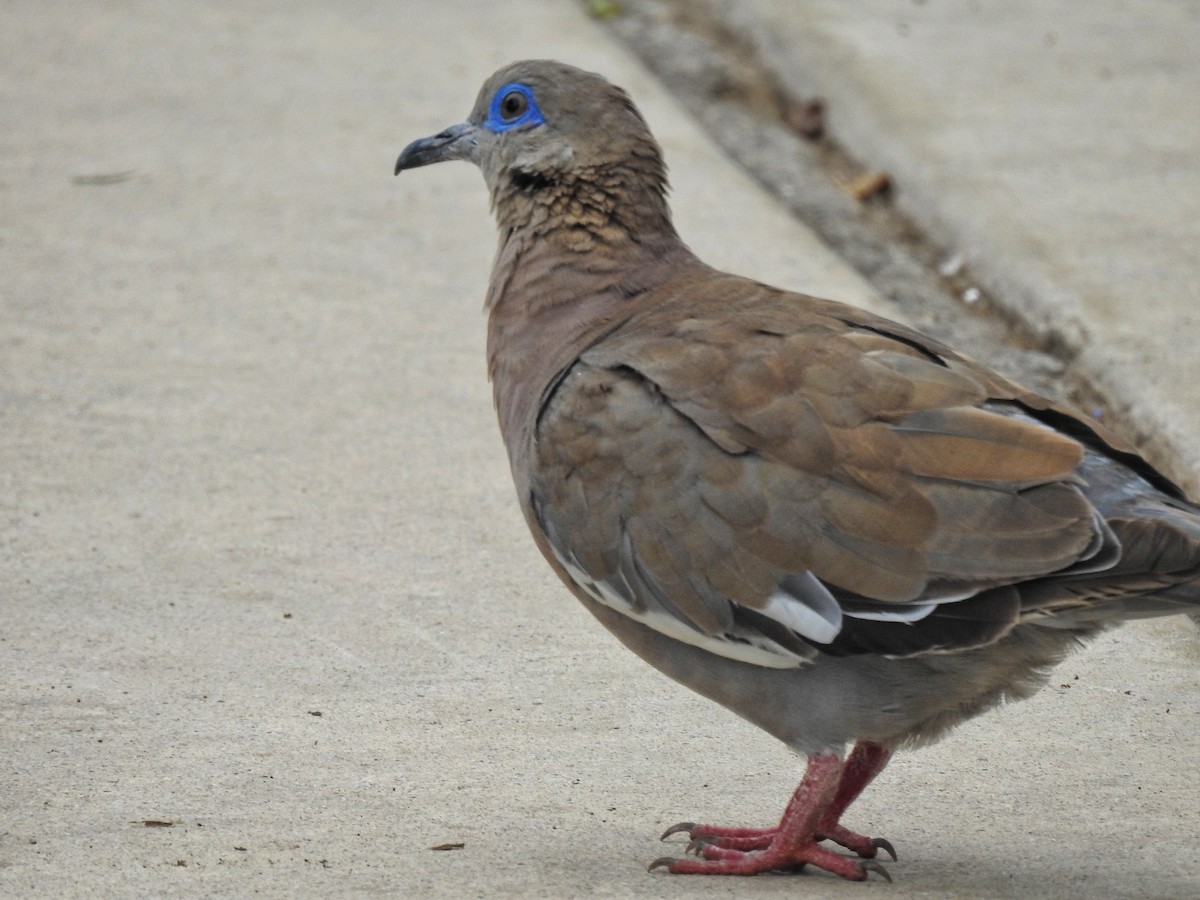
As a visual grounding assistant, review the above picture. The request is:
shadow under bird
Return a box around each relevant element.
[395,59,1200,881]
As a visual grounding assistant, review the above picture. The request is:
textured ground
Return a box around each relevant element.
[2,2,1197,897]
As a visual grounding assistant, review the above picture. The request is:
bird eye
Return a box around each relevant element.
[500,90,528,121]
[485,82,544,133]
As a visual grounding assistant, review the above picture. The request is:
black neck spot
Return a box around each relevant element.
[510,169,556,193]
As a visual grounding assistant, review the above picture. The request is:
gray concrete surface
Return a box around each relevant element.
[700,0,1200,496]
[1,1,1197,898]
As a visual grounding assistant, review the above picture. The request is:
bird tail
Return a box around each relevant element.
[1032,584,1200,629]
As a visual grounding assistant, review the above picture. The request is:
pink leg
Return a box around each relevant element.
[650,754,890,880]
[817,741,896,860]
[667,742,895,856]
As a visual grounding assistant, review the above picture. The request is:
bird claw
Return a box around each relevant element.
[648,844,887,879]
[659,821,696,841]
[860,859,893,883]
[685,838,710,856]
[871,836,898,862]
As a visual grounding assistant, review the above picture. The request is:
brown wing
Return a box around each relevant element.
[530,273,1200,662]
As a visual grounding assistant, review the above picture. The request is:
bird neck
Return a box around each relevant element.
[482,164,697,470]
[484,161,688,318]
[487,160,676,255]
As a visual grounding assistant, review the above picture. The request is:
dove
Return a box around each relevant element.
[394,60,1200,881]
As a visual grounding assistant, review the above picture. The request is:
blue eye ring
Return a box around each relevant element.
[485,82,545,133]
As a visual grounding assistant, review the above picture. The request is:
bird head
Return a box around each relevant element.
[395,60,668,207]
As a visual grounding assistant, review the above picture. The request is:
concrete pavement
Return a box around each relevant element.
[2,1,1197,897]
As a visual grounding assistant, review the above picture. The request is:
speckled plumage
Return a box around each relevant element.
[396,60,1200,880]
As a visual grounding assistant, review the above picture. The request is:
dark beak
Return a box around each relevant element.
[394,121,479,174]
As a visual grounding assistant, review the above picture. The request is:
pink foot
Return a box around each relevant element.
[820,824,896,860]
[661,821,895,861]
[650,839,889,880]
[660,822,777,853]
[651,753,894,881]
